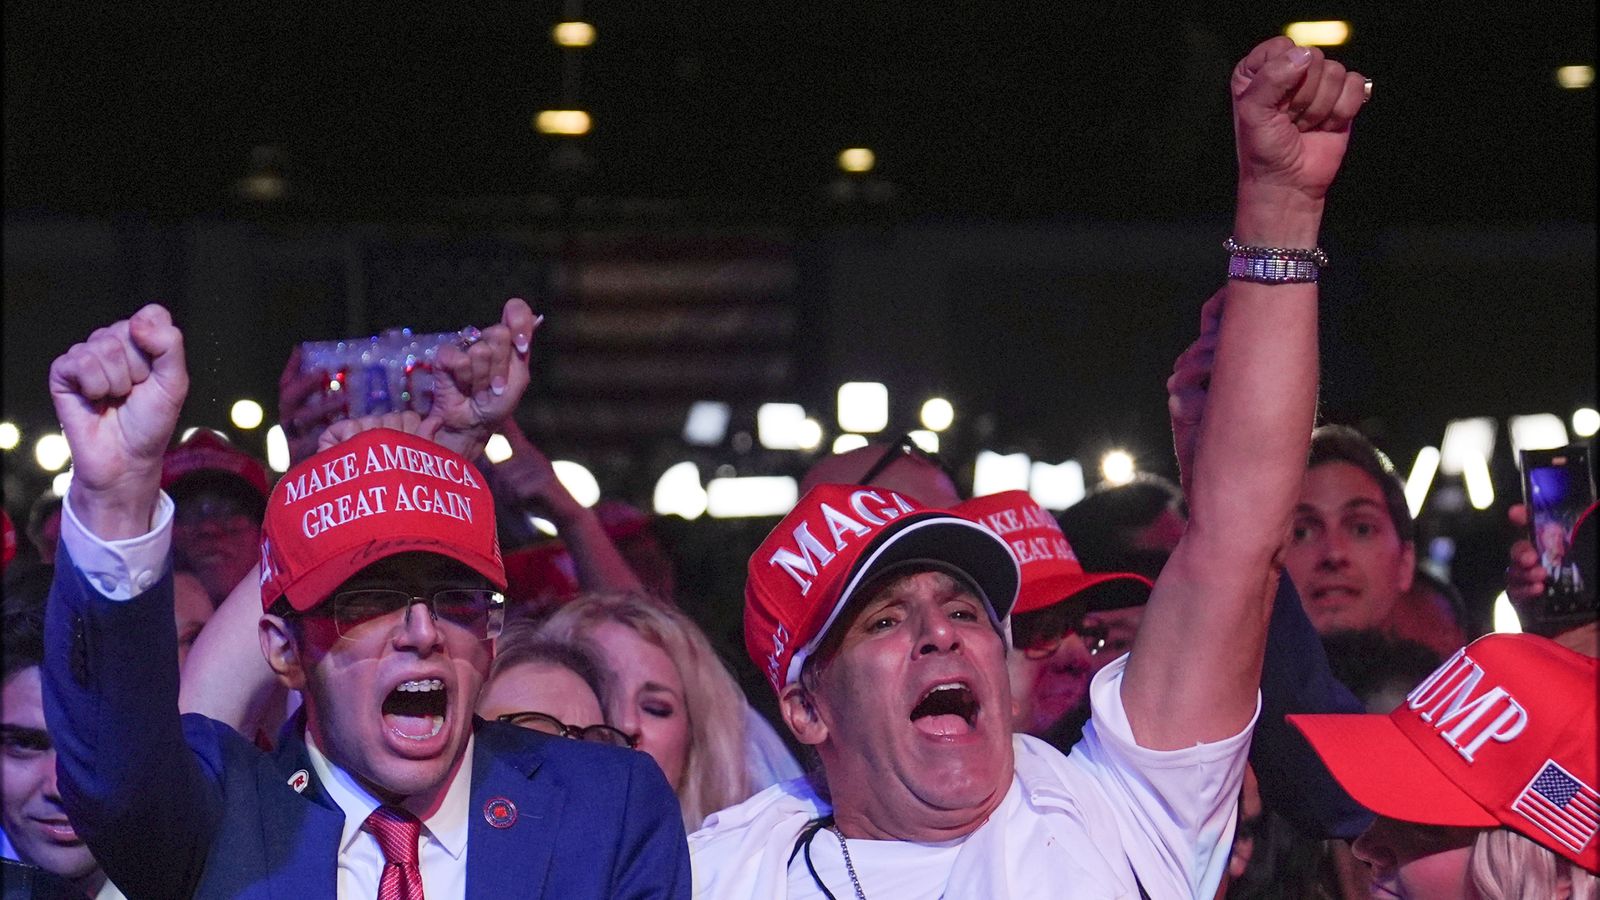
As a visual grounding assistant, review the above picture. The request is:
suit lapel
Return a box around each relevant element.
[466,720,561,898]
[262,727,346,897]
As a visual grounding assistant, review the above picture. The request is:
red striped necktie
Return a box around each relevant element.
[363,805,426,900]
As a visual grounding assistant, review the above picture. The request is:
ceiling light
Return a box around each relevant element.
[536,110,592,136]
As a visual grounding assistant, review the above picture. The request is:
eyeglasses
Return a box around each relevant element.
[856,433,959,491]
[313,588,505,640]
[495,711,637,748]
[1020,622,1110,660]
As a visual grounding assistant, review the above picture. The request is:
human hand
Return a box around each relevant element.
[278,345,347,467]
[429,298,541,460]
[318,410,444,453]
[1231,36,1368,204]
[48,304,188,539]
[483,417,585,523]
[1167,286,1225,499]
[1505,504,1549,604]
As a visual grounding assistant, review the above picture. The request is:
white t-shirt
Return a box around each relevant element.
[785,818,968,899]
[690,656,1254,899]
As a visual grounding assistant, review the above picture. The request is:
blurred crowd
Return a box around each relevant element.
[3,34,1595,900]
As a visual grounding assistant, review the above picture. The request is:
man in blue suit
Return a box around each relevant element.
[43,302,689,898]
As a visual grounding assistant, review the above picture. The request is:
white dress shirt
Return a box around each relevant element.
[306,732,473,899]
[59,489,476,898]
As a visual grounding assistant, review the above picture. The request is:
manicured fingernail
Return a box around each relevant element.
[492,377,507,396]
[515,334,529,354]
[1288,47,1313,66]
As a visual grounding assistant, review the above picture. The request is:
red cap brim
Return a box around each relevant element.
[1015,570,1152,616]
[279,538,507,613]
[1289,712,1500,827]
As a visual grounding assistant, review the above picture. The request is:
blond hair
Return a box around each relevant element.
[1470,827,1598,899]
[537,593,752,831]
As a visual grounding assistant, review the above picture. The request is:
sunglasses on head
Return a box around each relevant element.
[856,433,960,494]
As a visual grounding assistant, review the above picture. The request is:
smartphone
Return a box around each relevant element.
[1518,443,1596,628]
[300,328,466,418]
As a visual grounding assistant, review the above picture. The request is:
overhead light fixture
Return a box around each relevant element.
[757,403,810,450]
[653,461,707,520]
[484,434,514,464]
[920,398,954,432]
[837,382,888,433]
[230,399,264,430]
[974,450,1030,496]
[1284,20,1350,46]
[1462,451,1495,510]
[0,422,19,451]
[552,460,601,507]
[1404,446,1441,519]
[838,148,875,174]
[1439,417,1496,475]
[528,515,559,537]
[1556,65,1595,90]
[684,401,731,446]
[552,21,596,47]
[833,434,870,454]
[34,433,71,472]
[1571,407,1599,438]
[797,418,824,452]
[1030,460,1086,510]
[908,430,939,454]
[1508,414,1568,454]
[266,425,291,473]
[1100,450,1136,486]
[52,469,74,497]
[707,476,799,518]
[535,110,592,136]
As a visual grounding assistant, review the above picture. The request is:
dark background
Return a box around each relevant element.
[4,2,1595,646]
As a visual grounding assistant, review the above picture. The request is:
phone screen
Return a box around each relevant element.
[1520,444,1596,621]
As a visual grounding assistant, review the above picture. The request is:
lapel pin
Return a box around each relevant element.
[483,796,518,829]
[287,769,310,793]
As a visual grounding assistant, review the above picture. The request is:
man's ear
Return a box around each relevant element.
[779,682,829,747]
[1398,541,1417,594]
[259,614,307,691]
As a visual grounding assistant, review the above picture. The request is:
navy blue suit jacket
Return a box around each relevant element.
[43,554,690,899]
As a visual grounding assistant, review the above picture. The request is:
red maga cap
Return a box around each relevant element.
[744,483,1019,695]
[954,490,1151,617]
[259,429,505,613]
[1291,633,1600,873]
[161,428,271,500]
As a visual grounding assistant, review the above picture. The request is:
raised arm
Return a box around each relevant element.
[42,304,225,897]
[483,417,647,596]
[1122,38,1369,749]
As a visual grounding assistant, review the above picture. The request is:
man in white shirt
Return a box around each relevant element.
[690,35,1370,898]
[41,300,690,898]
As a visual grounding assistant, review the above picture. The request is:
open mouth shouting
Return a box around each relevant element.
[909,681,979,739]
[382,677,449,748]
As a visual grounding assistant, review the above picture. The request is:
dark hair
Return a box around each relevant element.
[1319,629,1442,712]
[1056,474,1184,573]
[3,564,52,682]
[1306,425,1414,544]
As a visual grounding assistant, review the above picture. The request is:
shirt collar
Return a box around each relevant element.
[305,730,473,861]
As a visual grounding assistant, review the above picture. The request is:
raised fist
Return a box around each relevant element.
[1231,36,1369,202]
[48,304,188,538]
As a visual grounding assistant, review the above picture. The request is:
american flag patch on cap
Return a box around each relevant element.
[1512,761,1600,853]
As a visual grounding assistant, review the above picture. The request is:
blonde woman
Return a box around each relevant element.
[538,593,765,831]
